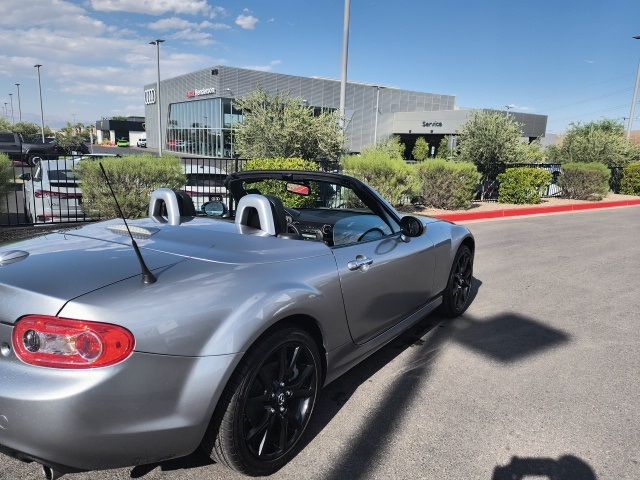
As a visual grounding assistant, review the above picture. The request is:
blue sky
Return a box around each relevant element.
[1,0,639,133]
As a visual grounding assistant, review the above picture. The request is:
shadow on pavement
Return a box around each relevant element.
[492,455,597,480]
[134,277,572,479]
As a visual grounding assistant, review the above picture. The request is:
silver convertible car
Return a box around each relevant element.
[0,170,475,478]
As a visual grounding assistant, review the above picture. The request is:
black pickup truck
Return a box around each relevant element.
[0,132,70,166]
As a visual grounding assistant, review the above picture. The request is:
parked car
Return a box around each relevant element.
[116,138,130,147]
[0,132,63,166]
[0,170,475,478]
[136,138,147,148]
[20,158,84,223]
[182,163,227,209]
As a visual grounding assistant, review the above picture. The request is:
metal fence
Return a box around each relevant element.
[1,156,341,227]
[476,163,625,202]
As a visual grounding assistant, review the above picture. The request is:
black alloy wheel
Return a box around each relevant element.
[242,342,316,460]
[441,244,474,317]
[204,327,321,476]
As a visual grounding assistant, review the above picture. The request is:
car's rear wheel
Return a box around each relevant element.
[440,244,474,317]
[26,154,42,167]
[203,327,321,476]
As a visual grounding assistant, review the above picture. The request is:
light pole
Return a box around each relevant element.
[626,35,640,139]
[14,83,22,123]
[373,86,385,145]
[34,64,46,142]
[8,94,14,124]
[504,104,515,117]
[338,0,350,130]
[149,39,165,156]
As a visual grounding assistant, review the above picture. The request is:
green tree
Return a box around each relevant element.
[412,137,430,161]
[436,136,456,159]
[515,139,547,163]
[556,119,640,167]
[12,122,54,141]
[55,122,90,152]
[363,136,405,160]
[233,89,346,161]
[457,111,523,176]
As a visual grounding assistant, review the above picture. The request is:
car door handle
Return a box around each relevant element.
[347,255,373,271]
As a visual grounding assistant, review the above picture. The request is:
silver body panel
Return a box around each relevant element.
[0,190,472,471]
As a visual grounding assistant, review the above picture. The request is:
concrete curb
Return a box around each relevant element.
[434,199,640,222]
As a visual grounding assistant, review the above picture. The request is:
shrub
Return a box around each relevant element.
[77,155,186,219]
[497,167,552,204]
[621,162,640,195]
[559,162,610,201]
[0,153,12,212]
[343,151,417,207]
[414,160,480,210]
[412,137,430,161]
[243,157,319,208]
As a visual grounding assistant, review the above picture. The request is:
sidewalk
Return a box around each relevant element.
[403,193,640,222]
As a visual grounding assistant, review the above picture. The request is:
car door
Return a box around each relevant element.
[331,216,436,345]
[0,133,20,159]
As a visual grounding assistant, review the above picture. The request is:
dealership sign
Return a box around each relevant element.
[422,121,443,127]
[187,87,216,98]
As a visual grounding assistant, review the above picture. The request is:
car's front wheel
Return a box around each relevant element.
[204,327,321,476]
[440,244,474,317]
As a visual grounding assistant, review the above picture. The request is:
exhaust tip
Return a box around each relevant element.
[42,464,64,480]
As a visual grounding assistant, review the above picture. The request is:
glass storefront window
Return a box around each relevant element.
[166,98,243,157]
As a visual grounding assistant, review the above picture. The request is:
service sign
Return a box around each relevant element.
[187,87,216,98]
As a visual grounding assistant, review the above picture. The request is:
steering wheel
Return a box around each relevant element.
[357,227,385,242]
[287,222,301,235]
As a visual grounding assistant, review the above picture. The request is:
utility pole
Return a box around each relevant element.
[150,39,165,156]
[14,83,22,123]
[338,0,351,130]
[34,64,46,142]
[627,36,640,138]
[374,86,385,144]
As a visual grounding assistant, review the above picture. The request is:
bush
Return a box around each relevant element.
[243,157,319,208]
[621,162,640,195]
[558,162,610,201]
[497,167,552,204]
[414,160,480,210]
[77,155,186,219]
[0,154,12,212]
[412,137,430,161]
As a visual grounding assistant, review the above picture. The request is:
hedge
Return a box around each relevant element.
[497,167,552,204]
[343,152,417,207]
[243,157,319,208]
[0,153,11,196]
[620,162,640,195]
[76,155,186,219]
[558,162,610,201]
[414,160,480,210]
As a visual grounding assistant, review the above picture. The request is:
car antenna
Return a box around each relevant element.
[99,162,157,284]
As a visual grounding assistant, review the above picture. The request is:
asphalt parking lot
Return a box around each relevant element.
[1,207,639,480]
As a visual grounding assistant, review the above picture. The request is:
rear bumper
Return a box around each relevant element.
[0,323,239,471]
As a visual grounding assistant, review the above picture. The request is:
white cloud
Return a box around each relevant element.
[235,13,259,30]
[169,29,215,45]
[90,0,214,16]
[243,60,282,72]
[148,17,230,32]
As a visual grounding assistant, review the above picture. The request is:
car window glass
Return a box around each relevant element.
[0,133,15,142]
[48,170,77,181]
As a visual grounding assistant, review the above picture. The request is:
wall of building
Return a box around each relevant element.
[144,66,456,154]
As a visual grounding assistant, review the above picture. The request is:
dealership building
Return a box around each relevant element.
[144,66,547,158]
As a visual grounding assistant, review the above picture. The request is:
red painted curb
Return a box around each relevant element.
[434,199,640,222]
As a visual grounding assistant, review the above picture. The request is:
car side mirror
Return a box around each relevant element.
[399,216,424,240]
[19,173,32,181]
[202,200,227,217]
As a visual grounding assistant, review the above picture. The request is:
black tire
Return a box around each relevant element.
[440,244,474,318]
[203,327,321,476]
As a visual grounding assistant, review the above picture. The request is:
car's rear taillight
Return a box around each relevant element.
[35,190,81,199]
[12,315,135,369]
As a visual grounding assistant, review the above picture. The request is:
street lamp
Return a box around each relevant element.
[338,0,351,130]
[14,83,22,123]
[34,64,46,142]
[504,104,515,117]
[149,39,165,156]
[8,94,14,124]
[626,35,640,139]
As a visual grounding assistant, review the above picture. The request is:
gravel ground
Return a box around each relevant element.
[1,206,639,479]
[0,224,80,245]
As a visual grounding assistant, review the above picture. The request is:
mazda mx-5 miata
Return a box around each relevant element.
[0,170,475,479]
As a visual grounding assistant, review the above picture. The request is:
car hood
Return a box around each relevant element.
[0,232,181,324]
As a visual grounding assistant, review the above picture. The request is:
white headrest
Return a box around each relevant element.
[235,194,276,235]
[149,188,181,226]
